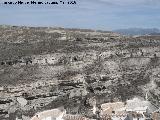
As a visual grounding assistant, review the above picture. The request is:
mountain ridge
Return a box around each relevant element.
[114,28,160,36]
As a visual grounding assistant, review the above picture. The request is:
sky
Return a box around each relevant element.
[0,0,160,30]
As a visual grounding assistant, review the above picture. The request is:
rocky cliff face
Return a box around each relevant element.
[0,26,160,119]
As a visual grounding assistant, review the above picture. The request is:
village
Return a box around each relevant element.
[30,97,160,120]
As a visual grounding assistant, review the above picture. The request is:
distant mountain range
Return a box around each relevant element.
[113,28,160,36]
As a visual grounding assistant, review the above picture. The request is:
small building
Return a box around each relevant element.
[125,98,156,113]
[30,107,66,120]
[101,102,125,115]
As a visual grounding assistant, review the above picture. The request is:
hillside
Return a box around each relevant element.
[0,26,160,119]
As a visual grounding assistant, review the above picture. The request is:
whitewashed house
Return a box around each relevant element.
[30,107,66,120]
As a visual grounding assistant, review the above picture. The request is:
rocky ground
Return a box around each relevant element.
[0,25,160,119]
